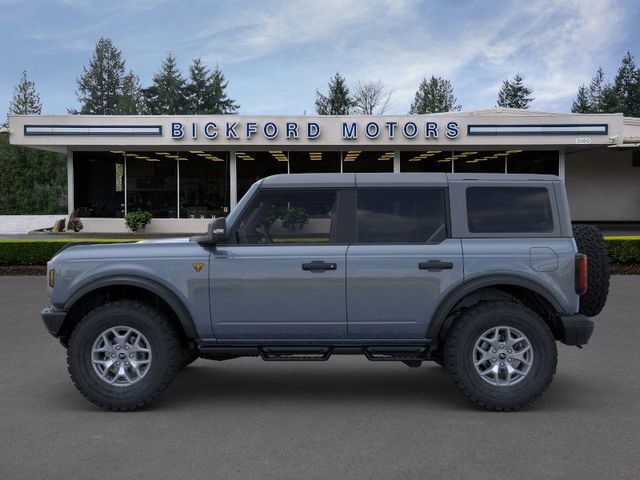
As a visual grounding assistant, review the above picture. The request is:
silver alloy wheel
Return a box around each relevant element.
[91,326,152,387]
[472,326,533,387]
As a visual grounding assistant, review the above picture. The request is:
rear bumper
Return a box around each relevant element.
[558,314,594,346]
[41,306,67,337]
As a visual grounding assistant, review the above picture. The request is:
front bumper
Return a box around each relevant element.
[41,306,68,337]
[558,314,594,346]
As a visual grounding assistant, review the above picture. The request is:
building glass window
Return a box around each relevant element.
[507,150,559,175]
[235,189,338,244]
[177,150,229,218]
[289,151,341,173]
[454,151,506,173]
[401,151,453,172]
[237,151,288,201]
[126,151,177,218]
[342,150,394,173]
[73,151,125,218]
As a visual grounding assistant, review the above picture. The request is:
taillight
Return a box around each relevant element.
[575,254,588,295]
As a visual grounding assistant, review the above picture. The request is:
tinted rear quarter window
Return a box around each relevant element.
[356,188,447,243]
[466,186,554,233]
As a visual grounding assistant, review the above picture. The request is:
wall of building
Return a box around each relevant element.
[565,148,640,221]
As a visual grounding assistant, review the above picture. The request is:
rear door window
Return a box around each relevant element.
[466,186,554,233]
[356,188,447,243]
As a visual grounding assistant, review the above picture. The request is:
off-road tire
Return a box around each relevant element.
[67,300,181,411]
[444,301,557,411]
[572,224,610,317]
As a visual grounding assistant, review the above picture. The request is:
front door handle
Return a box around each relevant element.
[302,261,337,272]
[419,260,454,271]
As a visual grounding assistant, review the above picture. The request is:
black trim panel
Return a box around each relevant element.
[426,274,564,342]
[63,276,197,338]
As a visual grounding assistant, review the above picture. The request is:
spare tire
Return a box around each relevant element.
[572,224,610,317]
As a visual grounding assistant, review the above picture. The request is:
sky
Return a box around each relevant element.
[1,0,639,117]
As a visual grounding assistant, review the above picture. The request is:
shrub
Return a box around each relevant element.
[0,239,136,265]
[604,236,640,264]
[125,210,152,232]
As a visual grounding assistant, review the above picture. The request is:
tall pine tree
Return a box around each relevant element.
[75,37,125,114]
[613,51,640,117]
[409,76,460,114]
[144,53,187,115]
[496,73,534,109]
[315,73,352,115]
[185,59,239,114]
[116,71,144,115]
[8,70,42,116]
[571,85,591,113]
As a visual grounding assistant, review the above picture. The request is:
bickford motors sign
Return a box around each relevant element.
[170,119,461,141]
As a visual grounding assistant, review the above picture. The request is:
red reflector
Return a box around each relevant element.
[575,254,588,295]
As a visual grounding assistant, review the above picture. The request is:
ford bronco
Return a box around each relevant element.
[41,173,609,411]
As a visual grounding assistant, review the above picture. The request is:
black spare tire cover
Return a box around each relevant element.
[572,224,610,317]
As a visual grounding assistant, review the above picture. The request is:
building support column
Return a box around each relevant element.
[393,150,400,173]
[229,150,237,210]
[559,148,566,180]
[66,148,74,217]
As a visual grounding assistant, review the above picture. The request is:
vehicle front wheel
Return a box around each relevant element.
[444,301,557,411]
[67,300,181,411]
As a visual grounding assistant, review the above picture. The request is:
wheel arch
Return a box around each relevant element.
[60,276,198,345]
[427,274,564,348]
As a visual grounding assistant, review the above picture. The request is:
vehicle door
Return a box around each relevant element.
[346,187,464,339]
[210,188,349,339]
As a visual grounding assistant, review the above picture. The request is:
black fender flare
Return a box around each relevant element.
[63,275,198,339]
[426,274,564,343]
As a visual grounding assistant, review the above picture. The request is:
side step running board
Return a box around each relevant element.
[260,347,333,361]
[363,346,428,362]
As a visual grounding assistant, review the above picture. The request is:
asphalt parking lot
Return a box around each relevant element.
[1,276,639,480]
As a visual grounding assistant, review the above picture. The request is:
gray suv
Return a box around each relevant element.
[41,173,609,411]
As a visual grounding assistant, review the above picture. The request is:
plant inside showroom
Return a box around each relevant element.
[125,210,152,232]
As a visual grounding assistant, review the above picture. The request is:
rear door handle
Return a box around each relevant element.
[419,260,454,271]
[302,261,337,272]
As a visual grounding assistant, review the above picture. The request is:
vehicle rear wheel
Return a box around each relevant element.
[444,301,557,411]
[67,300,181,411]
[573,224,610,317]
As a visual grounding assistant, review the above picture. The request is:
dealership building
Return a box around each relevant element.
[8,109,640,233]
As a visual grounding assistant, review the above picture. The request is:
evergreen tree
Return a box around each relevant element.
[75,37,125,114]
[143,53,187,115]
[208,65,239,114]
[496,73,534,109]
[613,51,640,117]
[571,85,591,113]
[185,59,239,114]
[409,76,460,114]
[315,73,352,115]
[116,71,144,115]
[0,134,66,215]
[588,66,607,111]
[8,70,42,116]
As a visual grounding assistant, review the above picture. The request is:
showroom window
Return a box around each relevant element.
[73,151,125,218]
[401,151,453,173]
[237,151,288,201]
[342,151,394,173]
[178,150,230,218]
[506,150,559,175]
[126,152,177,218]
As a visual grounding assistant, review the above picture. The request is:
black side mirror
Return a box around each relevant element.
[207,217,228,244]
